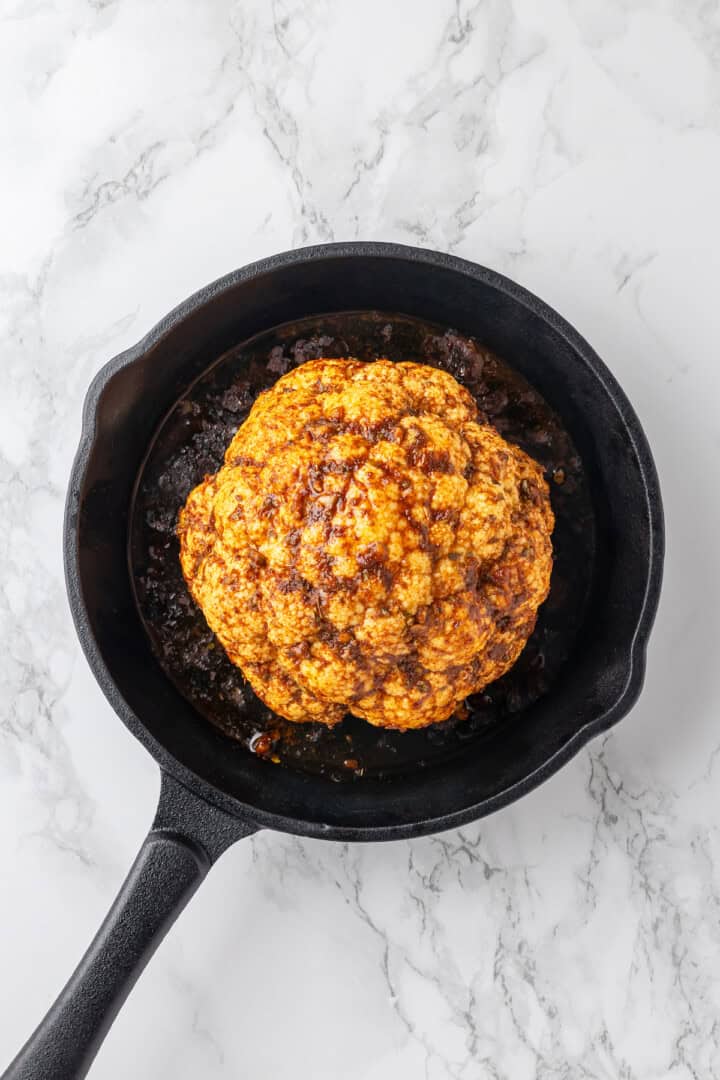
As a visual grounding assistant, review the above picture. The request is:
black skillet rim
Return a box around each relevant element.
[63,242,664,841]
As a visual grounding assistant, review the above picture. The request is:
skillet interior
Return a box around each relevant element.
[65,244,662,838]
[129,310,596,782]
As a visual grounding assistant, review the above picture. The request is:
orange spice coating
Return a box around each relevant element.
[178,359,554,730]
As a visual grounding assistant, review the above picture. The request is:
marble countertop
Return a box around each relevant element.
[1,1,719,1076]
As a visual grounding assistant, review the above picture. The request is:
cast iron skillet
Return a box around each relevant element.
[3,243,663,1080]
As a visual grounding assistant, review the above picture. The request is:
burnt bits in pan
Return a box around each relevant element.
[130,312,595,781]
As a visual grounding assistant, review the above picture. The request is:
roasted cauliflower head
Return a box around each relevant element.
[178,358,554,730]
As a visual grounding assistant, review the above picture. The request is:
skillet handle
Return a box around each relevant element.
[2,772,256,1080]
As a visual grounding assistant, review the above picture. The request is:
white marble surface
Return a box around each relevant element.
[1,0,719,1076]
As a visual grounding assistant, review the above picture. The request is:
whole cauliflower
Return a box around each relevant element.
[178,358,553,730]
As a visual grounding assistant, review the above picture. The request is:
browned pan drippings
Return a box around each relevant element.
[130,312,595,781]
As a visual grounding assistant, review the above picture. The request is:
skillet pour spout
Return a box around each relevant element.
[2,243,663,1079]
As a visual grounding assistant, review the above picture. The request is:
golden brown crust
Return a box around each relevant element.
[178,358,554,730]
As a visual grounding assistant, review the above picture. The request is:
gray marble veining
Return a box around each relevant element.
[1,1,719,1076]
